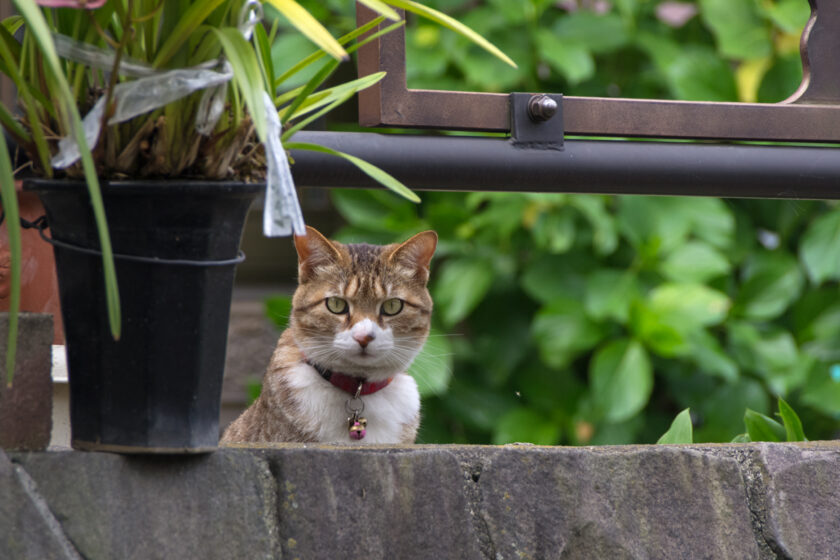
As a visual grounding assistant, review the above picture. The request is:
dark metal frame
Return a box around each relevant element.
[356,0,840,142]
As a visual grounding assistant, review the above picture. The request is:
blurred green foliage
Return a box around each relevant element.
[274,0,840,444]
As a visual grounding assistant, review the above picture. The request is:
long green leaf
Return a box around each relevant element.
[357,0,401,21]
[0,129,20,386]
[211,27,267,141]
[273,15,387,88]
[14,0,121,339]
[285,141,420,203]
[0,25,49,172]
[778,397,807,442]
[263,0,348,61]
[0,106,27,147]
[153,0,227,67]
[281,71,386,121]
[281,90,353,141]
[253,19,275,93]
[280,58,339,125]
[386,0,516,68]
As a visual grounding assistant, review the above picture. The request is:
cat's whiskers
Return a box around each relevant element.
[222,227,437,445]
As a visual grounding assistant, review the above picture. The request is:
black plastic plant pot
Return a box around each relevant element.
[24,179,262,454]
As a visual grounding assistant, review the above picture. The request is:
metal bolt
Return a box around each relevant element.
[528,95,558,122]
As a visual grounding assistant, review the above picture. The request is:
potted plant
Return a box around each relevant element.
[0,0,513,452]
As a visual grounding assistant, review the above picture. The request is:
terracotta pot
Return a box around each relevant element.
[0,184,64,344]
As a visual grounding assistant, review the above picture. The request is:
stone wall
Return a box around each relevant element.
[3,442,839,559]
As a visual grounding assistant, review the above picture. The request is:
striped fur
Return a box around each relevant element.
[222,226,437,444]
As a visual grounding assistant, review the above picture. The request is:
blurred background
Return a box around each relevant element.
[224,0,840,445]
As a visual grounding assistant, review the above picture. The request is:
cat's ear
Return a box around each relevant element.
[388,230,438,283]
[294,226,342,282]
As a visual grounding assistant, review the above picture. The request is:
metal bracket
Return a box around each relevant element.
[510,93,564,150]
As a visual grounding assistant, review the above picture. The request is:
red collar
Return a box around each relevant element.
[307,361,393,396]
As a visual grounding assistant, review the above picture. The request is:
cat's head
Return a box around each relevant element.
[290,226,438,381]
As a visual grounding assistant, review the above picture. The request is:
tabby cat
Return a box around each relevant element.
[221,226,437,444]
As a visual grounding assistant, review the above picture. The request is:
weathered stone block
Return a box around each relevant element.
[254,445,485,559]
[14,449,279,560]
[0,449,78,559]
[0,312,52,450]
[4,443,840,559]
[758,442,840,559]
[461,444,759,559]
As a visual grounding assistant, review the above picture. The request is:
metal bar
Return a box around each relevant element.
[290,131,840,199]
[355,1,840,142]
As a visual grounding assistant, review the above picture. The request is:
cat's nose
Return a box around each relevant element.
[353,332,375,348]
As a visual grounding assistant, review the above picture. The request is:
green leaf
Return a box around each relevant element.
[647,283,731,330]
[211,27,267,141]
[686,330,738,382]
[442,378,518,432]
[800,208,840,285]
[285,142,419,203]
[728,323,806,395]
[14,0,120,339]
[761,0,811,34]
[668,48,739,101]
[0,120,19,386]
[263,0,348,61]
[744,409,785,442]
[569,195,617,256]
[660,241,731,283]
[535,30,594,85]
[469,294,533,387]
[282,71,387,122]
[584,269,639,324]
[492,407,561,445]
[699,0,773,60]
[590,339,653,423]
[757,53,803,103]
[734,250,804,320]
[630,301,687,358]
[409,328,453,397]
[357,0,401,21]
[433,256,495,326]
[386,0,517,68]
[795,292,840,362]
[695,378,769,443]
[265,295,292,330]
[617,197,693,256]
[153,0,228,67]
[273,16,391,88]
[520,253,591,304]
[683,198,735,250]
[777,397,806,442]
[329,189,420,236]
[253,21,276,93]
[530,208,575,254]
[552,11,629,53]
[657,408,693,444]
[533,298,604,370]
[639,35,738,101]
[800,364,840,416]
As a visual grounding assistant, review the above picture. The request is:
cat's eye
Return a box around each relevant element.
[381,298,404,316]
[325,297,348,314]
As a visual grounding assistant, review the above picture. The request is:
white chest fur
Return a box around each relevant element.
[285,362,420,444]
